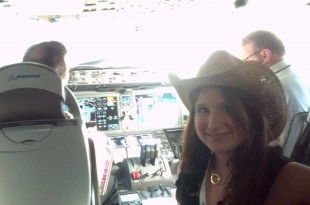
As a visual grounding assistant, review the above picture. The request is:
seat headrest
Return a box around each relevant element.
[0,62,66,123]
[0,62,64,96]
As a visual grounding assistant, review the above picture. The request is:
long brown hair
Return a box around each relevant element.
[177,86,272,205]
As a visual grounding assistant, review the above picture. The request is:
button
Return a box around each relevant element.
[131,170,140,180]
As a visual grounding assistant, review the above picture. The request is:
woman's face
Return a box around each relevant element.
[194,87,246,154]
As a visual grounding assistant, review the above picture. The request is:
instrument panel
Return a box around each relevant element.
[69,66,183,204]
[74,87,186,135]
[68,67,170,92]
[69,66,185,162]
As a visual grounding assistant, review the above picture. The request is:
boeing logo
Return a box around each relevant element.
[9,74,41,81]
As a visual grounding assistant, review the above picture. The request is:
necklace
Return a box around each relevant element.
[208,155,229,185]
[210,171,226,185]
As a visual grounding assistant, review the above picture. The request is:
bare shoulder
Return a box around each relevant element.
[264,162,310,205]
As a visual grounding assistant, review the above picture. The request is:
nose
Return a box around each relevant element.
[207,112,223,132]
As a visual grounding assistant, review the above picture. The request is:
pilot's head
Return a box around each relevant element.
[241,30,285,66]
[23,41,69,83]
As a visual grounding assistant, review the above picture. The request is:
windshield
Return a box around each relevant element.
[1,0,310,80]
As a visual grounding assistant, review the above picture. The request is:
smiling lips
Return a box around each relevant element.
[206,131,230,139]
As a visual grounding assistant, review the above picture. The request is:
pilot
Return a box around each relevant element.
[22,41,74,119]
[23,41,69,84]
[23,41,119,205]
[241,30,310,156]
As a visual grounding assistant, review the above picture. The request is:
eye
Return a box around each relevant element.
[196,106,209,113]
[222,105,231,112]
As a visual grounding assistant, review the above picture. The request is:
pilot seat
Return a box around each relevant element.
[0,62,96,205]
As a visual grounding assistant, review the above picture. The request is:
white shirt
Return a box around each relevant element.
[199,173,207,205]
[199,173,224,205]
[270,60,310,156]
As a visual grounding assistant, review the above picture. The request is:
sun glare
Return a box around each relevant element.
[0,1,309,83]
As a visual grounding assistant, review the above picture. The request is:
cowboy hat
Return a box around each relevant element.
[169,50,286,139]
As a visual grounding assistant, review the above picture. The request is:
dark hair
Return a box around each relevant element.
[242,30,285,57]
[23,41,67,79]
[176,86,271,205]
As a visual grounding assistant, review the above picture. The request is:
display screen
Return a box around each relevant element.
[77,96,120,131]
[135,91,181,129]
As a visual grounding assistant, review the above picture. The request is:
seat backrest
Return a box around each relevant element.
[0,62,93,205]
[290,112,310,166]
[283,111,308,158]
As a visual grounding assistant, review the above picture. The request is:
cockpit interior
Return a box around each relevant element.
[1,0,310,205]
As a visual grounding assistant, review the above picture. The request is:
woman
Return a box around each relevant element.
[169,50,310,205]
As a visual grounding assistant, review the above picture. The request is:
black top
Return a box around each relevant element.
[176,148,290,205]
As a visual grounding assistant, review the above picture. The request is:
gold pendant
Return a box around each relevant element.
[210,172,222,185]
